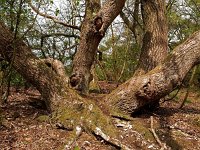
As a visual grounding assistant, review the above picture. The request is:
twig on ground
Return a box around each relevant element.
[149,116,167,150]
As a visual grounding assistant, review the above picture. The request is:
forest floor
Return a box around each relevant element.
[0,82,200,150]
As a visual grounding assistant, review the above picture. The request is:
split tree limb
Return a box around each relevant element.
[71,0,126,94]
[41,58,69,82]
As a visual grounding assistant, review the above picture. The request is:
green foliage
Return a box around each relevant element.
[50,0,54,4]
[0,61,26,87]
[97,30,140,82]
[75,0,80,5]
[55,8,59,16]
[0,0,6,6]
[10,69,26,87]
[168,0,200,49]
[74,146,80,150]
[0,0,35,32]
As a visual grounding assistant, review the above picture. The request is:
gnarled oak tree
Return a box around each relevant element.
[0,0,200,149]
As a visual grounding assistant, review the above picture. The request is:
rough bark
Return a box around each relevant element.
[106,31,200,115]
[0,22,132,149]
[1,19,200,150]
[135,0,168,75]
[71,0,126,94]
[0,22,71,112]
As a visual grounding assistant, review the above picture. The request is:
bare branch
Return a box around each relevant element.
[41,33,80,39]
[28,1,80,30]
[120,11,135,33]
[120,0,142,32]
[120,0,143,44]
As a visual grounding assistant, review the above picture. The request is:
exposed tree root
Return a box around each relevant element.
[53,101,133,150]
[92,126,131,150]
[58,120,132,150]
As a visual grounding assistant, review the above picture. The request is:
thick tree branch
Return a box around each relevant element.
[106,30,200,115]
[0,22,69,112]
[135,0,168,76]
[96,0,126,35]
[71,0,126,94]
[28,1,80,30]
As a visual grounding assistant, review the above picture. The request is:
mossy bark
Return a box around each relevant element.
[0,21,123,147]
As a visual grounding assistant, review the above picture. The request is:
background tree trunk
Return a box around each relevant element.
[135,0,168,75]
